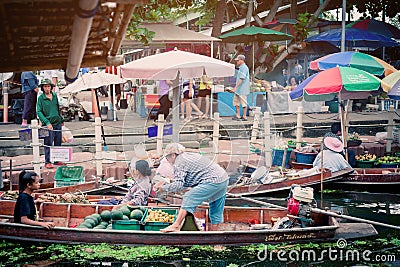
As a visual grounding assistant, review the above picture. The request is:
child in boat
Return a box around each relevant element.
[154,143,229,232]
[113,159,153,209]
[313,134,353,173]
[14,170,55,229]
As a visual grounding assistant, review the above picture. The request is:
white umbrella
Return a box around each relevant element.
[120,49,235,142]
[120,50,235,80]
[60,71,126,95]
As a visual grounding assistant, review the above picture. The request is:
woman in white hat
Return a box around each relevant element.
[154,143,229,232]
[313,134,353,172]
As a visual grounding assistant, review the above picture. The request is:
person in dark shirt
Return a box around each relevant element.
[14,170,55,229]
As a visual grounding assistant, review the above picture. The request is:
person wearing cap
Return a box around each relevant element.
[154,143,229,232]
[113,159,153,209]
[36,79,65,169]
[14,170,55,229]
[312,133,353,172]
[230,54,250,121]
[20,71,40,127]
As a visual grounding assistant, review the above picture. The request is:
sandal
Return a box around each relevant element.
[201,114,209,119]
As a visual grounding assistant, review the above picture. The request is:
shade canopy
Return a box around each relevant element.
[120,50,235,80]
[305,28,399,49]
[382,71,400,100]
[218,26,293,43]
[310,51,397,77]
[347,19,400,39]
[290,67,384,102]
[60,72,126,95]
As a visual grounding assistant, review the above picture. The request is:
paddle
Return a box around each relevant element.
[226,193,400,230]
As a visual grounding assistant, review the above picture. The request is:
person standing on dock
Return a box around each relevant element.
[230,54,250,121]
[20,71,39,127]
[36,79,65,169]
[14,170,55,229]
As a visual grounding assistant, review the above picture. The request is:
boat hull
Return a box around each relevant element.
[228,169,352,196]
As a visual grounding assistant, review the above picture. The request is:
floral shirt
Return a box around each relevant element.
[122,176,152,206]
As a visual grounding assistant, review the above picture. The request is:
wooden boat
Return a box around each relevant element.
[227,168,353,196]
[331,168,400,192]
[0,200,377,246]
[2,179,128,196]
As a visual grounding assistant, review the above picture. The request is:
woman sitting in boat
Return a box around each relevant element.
[14,170,55,229]
[154,143,229,232]
[113,160,153,209]
[313,134,353,173]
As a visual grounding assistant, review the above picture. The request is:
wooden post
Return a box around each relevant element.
[386,105,395,153]
[91,89,100,117]
[94,117,103,178]
[31,120,41,178]
[2,81,8,123]
[296,106,303,150]
[263,111,272,167]
[212,112,220,162]
[156,114,165,157]
[250,107,261,144]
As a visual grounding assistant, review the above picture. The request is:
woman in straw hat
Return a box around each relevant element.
[313,133,353,173]
[154,143,229,232]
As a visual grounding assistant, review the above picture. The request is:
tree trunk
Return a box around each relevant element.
[211,0,227,37]
[290,0,297,19]
[245,0,254,27]
[263,0,283,23]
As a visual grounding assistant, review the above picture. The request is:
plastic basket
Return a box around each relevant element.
[355,160,376,168]
[295,151,317,164]
[54,166,84,187]
[379,163,399,168]
[55,166,84,180]
[142,208,177,231]
[112,220,143,230]
[272,148,293,167]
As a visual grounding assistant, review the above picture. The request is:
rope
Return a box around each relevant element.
[304,114,338,120]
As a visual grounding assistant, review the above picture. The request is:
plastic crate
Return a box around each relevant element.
[379,163,399,168]
[355,160,376,168]
[295,151,317,164]
[142,208,177,231]
[54,166,85,187]
[112,220,143,230]
[393,128,399,144]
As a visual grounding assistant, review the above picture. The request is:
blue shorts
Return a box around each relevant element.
[181,180,228,224]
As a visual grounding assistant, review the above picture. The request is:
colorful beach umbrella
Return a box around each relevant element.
[305,28,399,49]
[290,67,384,102]
[347,19,400,39]
[310,51,397,77]
[382,71,400,100]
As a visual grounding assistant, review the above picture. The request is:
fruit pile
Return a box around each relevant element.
[144,209,175,223]
[355,154,377,162]
[76,205,145,230]
[377,156,400,165]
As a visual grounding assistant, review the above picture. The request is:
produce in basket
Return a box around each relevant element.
[377,156,400,164]
[297,145,317,153]
[355,153,376,161]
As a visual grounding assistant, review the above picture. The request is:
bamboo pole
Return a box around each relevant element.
[386,105,394,153]
[212,112,220,162]
[156,114,165,157]
[263,111,272,167]
[296,106,303,150]
[94,117,103,178]
[31,120,41,178]
[320,140,324,209]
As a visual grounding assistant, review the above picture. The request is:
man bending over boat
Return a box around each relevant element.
[14,171,55,229]
[113,160,153,209]
[154,143,229,232]
[313,134,353,173]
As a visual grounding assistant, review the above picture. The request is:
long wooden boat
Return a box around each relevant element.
[331,168,400,192]
[2,179,128,196]
[0,200,377,246]
[227,168,352,197]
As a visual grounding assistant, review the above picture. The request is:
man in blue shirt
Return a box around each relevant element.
[230,54,250,121]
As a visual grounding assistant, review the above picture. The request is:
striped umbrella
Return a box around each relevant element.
[382,71,400,100]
